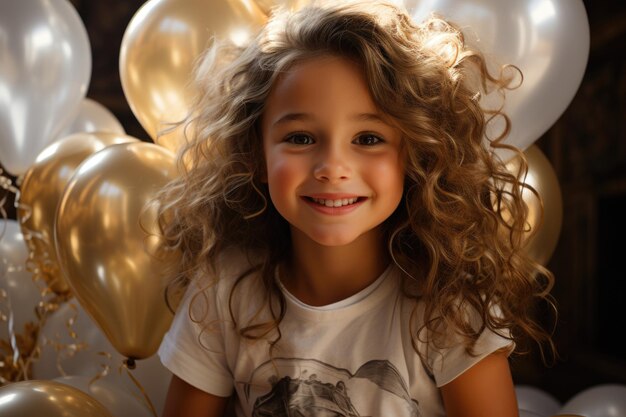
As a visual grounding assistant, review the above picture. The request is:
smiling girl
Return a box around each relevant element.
[155,2,554,416]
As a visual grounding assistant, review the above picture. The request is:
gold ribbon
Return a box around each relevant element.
[119,358,158,417]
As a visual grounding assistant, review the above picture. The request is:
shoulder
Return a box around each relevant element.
[396,290,514,387]
[432,318,513,387]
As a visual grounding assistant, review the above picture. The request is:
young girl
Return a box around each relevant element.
[155,1,554,416]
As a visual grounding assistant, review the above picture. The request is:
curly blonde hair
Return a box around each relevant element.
[155,0,555,360]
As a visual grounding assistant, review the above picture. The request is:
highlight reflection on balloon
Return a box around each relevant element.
[407,0,589,152]
[57,98,126,138]
[505,145,563,265]
[0,380,113,417]
[120,0,267,152]
[0,0,91,175]
[55,142,178,360]
[18,133,138,295]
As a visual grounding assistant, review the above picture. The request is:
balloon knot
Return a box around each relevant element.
[124,357,136,370]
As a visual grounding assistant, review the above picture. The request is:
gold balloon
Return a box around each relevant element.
[0,380,113,417]
[55,142,178,359]
[505,145,563,265]
[18,132,138,294]
[120,0,267,152]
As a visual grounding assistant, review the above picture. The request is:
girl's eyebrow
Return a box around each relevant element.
[353,112,388,124]
[272,112,312,126]
[271,112,389,126]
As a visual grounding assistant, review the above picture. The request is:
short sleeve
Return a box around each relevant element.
[158,279,234,397]
[426,305,514,387]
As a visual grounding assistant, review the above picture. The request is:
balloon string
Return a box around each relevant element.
[88,351,112,387]
[4,169,65,299]
[0,169,20,201]
[0,172,69,383]
[37,299,84,379]
[15,293,70,382]
[12,195,60,300]
[49,300,116,387]
[120,359,158,417]
[0,170,20,223]
[0,199,30,382]
[6,297,21,371]
[0,288,24,383]
[0,170,16,226]
[57,301,80,376]
[0,206,42,383]
[38,300,115,386]
[12,180,63,298]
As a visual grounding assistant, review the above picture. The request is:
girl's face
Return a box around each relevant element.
[261,55,405,247]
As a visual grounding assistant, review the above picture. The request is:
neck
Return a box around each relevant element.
[283,226,390,306]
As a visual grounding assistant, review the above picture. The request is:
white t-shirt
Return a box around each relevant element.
[158,253,512,417]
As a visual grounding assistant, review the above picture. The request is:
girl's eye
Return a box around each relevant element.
[354,134,383,146]
[285,133,314,145]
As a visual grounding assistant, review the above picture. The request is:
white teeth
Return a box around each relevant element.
[311,197,359,207]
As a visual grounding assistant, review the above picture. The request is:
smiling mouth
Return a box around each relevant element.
[305,196,365,208]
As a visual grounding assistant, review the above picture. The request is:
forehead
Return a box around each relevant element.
[262,55,380,119]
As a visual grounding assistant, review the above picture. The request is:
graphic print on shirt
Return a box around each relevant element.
[241,358,421,417]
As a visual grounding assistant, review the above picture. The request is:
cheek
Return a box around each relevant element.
[266,156,302,196]
[368,154,405,195]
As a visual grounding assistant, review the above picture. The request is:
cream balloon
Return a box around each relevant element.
[54,376,153,417]
[0,380,113,417]
[515,385,561,417]
[57,98,126,138]
[560,385,626,417]
[18,133,138,295]
[120,0,267,152]
[406,0,589,153]
[505,145,563,265]
[55,142,178,360]
[34,300,172,416]
[0,0,91,175]
[0,220,42,342]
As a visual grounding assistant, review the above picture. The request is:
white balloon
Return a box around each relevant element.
[560,384,626,417]
[406,0,589,153]
[57,98,126,138]
[516,385,561,417]
[33,300,172,416]
[54,375,153,417]
[0,0,91,175]
[0,220,42,342]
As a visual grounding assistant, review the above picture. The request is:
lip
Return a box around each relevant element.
[305,193,361,199]
[301,194,367,215]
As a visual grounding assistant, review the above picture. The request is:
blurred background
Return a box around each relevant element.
[1,0,624,403]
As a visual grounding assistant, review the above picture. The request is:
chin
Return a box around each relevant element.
[306,230,364,248]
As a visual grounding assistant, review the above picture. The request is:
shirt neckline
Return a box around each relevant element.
[276,264,399,321]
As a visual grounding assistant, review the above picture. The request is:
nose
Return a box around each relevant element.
[313,142,351,183]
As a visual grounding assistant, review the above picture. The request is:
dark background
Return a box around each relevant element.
[2,0,625,402]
